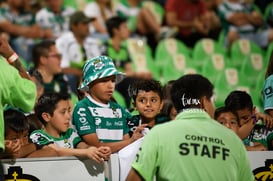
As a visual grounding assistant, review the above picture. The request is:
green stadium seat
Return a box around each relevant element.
[161,53,198,84]
[192,38,227,70]
[239,53,265,89]
[214,68,249,107]
[201,53,228,84]
[230,39,265,69]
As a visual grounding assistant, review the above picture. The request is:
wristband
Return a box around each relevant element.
[7,52,19,64]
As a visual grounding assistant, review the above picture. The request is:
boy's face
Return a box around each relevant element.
[5,129,29,146]
[116,22,130,40]
[47,100,71,134]
[236,108,254,126]
[133,90,163,121]
[89,75,116,104]
[216,112,239,134]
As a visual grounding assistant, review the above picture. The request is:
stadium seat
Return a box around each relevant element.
[214,68,249,107]
[192,38,227,69]
[161,53,197,84]
[239,53,265,89]
[201,53,228,84]
[230,39,265,69]
[155,38,191,70]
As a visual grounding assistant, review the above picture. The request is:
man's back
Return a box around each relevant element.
[132,109,254,181]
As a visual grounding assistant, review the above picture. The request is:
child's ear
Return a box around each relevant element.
[41,112,51,123]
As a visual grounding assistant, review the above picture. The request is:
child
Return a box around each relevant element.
[2,109,57,158]
[215,106,267,151]
[30,93,111,162]
[72,55,145,153]
[127,78,169,136]
[225,90,273,150]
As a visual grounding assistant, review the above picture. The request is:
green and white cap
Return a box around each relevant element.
[79,55,125,91]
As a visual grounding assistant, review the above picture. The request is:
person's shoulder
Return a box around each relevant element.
[74,97,91,109]
[35,8,50,17]
[56,31,75,41]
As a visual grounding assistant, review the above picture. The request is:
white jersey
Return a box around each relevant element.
[35,7,76,38]
[56,32,102,68]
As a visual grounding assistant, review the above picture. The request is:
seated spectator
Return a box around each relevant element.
[102,16,152,108]
[225,90,273,150]
[31,40,71,95]
[35,0,75,38]
[30,93,111,161]
[84,0,115,41]
[72,55,145,153]
[115,0,176,51]
[56,11,102,93]
[215,106,267,151]
[127,78,169,136]
[0,0,53,64]
[165,0,221,47]
[2,109,58,158]
[218,0,273,49]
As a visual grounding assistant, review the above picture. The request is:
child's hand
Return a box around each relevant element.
[131,124,147,142]
[4,140,21,157]
[256,112,273,128]
[98,146,111,161]
[86,146,105,163]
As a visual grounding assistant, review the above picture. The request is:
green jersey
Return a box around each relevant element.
[72,95,131,142]
[30,128,81,148]
[132,109,254,181]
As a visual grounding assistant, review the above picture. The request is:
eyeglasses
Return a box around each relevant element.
[47,53,62,59]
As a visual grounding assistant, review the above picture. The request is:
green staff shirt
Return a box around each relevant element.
[132,109,254,181]
[0,59,36,150]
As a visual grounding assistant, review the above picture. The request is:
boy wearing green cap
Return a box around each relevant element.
[72,55,146,153]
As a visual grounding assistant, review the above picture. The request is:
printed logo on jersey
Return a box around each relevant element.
[179,134,230,160]
[95,118,102,126]
[77,108,88,124]
[5,166,40,181]
[253,159,273,180]
[264,86,273,99]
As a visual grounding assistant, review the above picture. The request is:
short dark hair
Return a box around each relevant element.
[214,106,239,124]
[35,93,71,125]
[106,16,127,37]
[4,109,29,137]
[32,40,56,68]
[128,78,163,101]
[225,90,253,112]
[171,74,213,112]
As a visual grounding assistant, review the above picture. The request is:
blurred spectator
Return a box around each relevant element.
[218,0,273,49]
[84,0,115,41]
[35,0,75,38]
[115,0,177,52]
[102,16,152,107]
[56,11,102,93]
[0,0,53,64]
[31,40,71,95]
[165,0,220,47]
